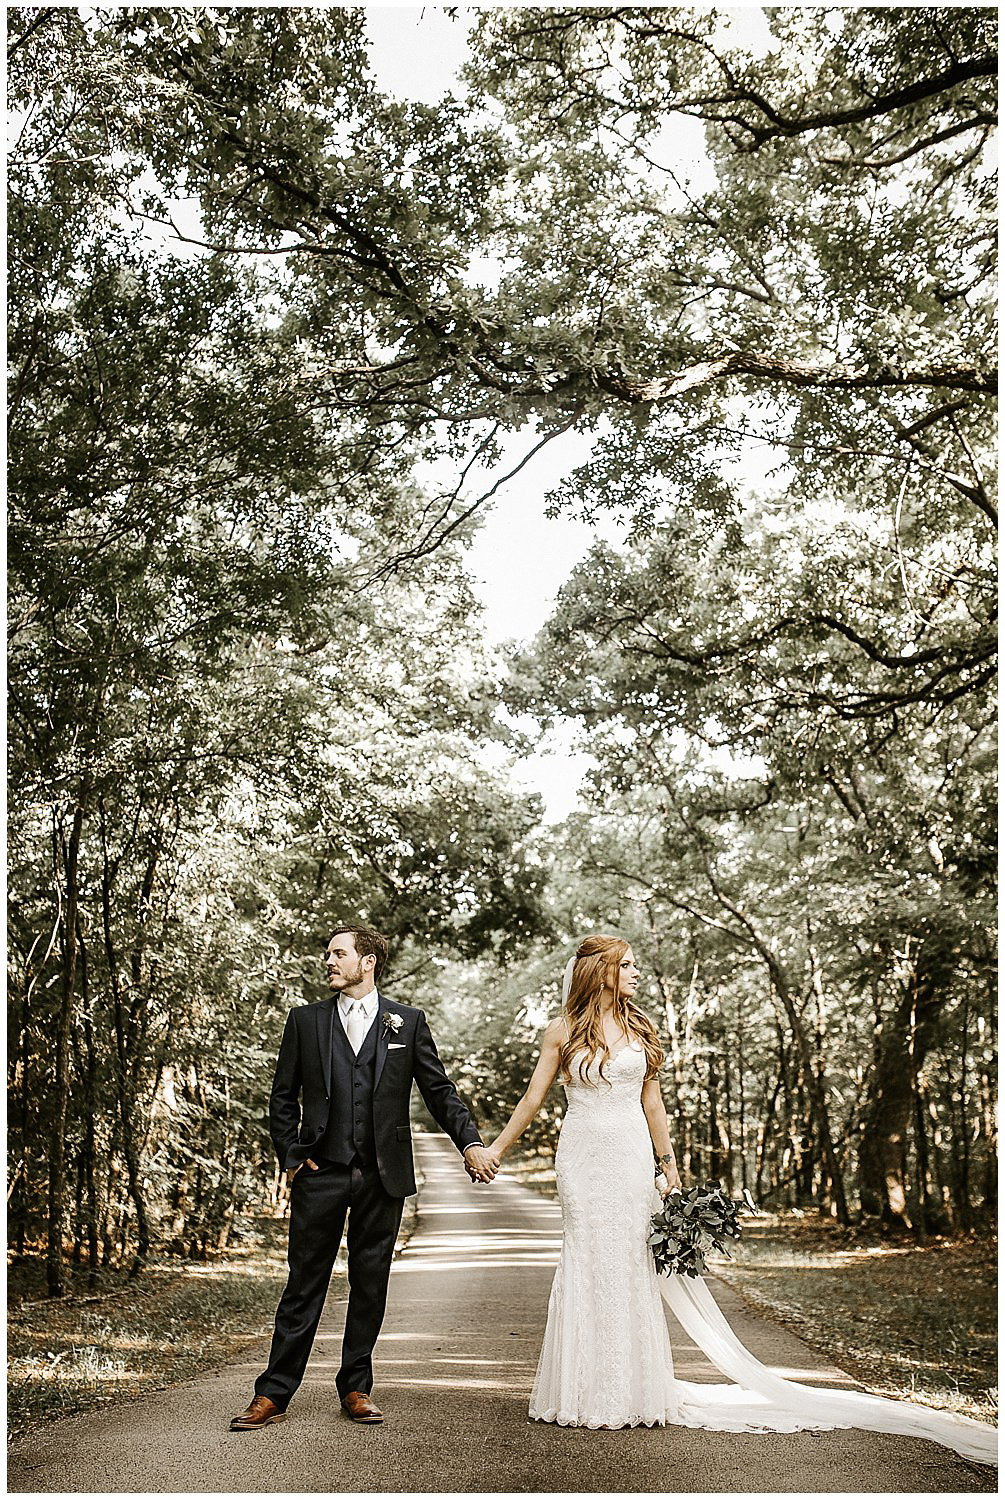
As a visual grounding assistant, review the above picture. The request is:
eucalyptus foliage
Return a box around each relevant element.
[649,1183,748,1279]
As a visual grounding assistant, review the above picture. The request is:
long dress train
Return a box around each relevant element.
[527,1043,997,1466]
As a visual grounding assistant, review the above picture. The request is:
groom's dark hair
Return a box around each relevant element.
[330,923,389,980]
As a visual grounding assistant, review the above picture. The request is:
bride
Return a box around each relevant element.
[484,935,997,1465]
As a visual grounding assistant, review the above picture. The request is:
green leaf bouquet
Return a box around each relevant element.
[648,1181,755,1277]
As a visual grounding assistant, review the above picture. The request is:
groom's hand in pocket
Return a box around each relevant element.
[287,1158,319,1186]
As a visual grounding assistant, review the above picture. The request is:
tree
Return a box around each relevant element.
[15,8,994,559]
[8,4,995,1279]
[512,490,994,1226]
[7,7,548,1289]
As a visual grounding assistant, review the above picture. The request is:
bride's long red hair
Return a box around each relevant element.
[560,935,664,1085]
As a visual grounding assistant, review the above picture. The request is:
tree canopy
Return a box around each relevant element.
[7,6,996,1292]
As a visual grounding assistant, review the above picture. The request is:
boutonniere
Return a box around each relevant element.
[381,1011,403,1037]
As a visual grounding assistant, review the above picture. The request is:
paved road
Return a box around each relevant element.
[8,1133,995,1493]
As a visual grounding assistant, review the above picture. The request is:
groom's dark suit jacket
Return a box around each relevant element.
[269,994,481,1198]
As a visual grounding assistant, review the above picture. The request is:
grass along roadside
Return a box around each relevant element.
[500,1150,997,1425]
[8,1191,421,1441]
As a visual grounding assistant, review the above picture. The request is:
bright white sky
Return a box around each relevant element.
[366,6,775,819]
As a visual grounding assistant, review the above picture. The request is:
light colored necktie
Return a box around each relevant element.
[346,1000,367,1055]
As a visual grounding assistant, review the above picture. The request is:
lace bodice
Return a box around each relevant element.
[561,1041,649,1121]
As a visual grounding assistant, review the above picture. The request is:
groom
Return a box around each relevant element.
[231,923,497,1430]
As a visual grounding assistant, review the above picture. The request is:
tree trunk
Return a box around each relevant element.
[977,1057,997,1213]
[859,942,946,1233]
[736,1014,748,1192]
[98,801,153,1276]
[706,1047,731,1184]
[657,950,697,1179]
[75,926,101,1285]
[46,798,86,1297]
[978,989,997,1213]
[101,1127,122,1267]
[72,1150,85,1264]
[926,1089,955,1229]
[791,1061,814,1205]
[754,1062,783,1202]
[859,994,917,1232]
[807,936,843,1218]
[912,1076,950,1235]
[721,1029,735,1193]
[956,999,972,1231]
[776,1025,794,1207]
[12,1002,30,1259]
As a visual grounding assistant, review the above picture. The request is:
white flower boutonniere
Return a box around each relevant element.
[382,1011,404,1037]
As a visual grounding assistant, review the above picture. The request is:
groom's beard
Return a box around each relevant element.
[327,960,366,991]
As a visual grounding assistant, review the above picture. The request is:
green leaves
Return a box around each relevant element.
[650,1182,747,1277]
[8,0,995,1264]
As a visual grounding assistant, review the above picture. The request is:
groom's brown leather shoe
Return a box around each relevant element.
[230,1394,287,1430]
[341,1390,384,1423]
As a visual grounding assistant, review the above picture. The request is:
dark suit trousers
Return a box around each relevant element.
[255,1159,405,1407]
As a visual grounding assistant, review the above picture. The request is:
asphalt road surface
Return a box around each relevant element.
[8,1133,995,1493]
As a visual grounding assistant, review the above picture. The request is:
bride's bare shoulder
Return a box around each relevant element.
[542,1015,568,1046]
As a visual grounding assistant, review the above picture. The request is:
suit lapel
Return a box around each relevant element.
[373,996,391,1090]
[317,999,336,1098]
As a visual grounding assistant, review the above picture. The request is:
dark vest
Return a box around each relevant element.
[318,1011,379,1166]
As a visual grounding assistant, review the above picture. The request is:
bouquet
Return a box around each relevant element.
[648,1181,755,1278]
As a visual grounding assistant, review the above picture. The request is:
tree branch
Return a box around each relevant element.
[600,351,995,403]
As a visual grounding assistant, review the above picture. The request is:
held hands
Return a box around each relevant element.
[463,1144,501,1185]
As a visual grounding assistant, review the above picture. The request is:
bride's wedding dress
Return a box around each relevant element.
[528,1042,997,1465]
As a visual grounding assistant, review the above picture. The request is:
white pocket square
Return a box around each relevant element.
[387,1042,406,1050]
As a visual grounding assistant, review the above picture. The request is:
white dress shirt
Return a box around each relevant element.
[338,989,378,1054]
